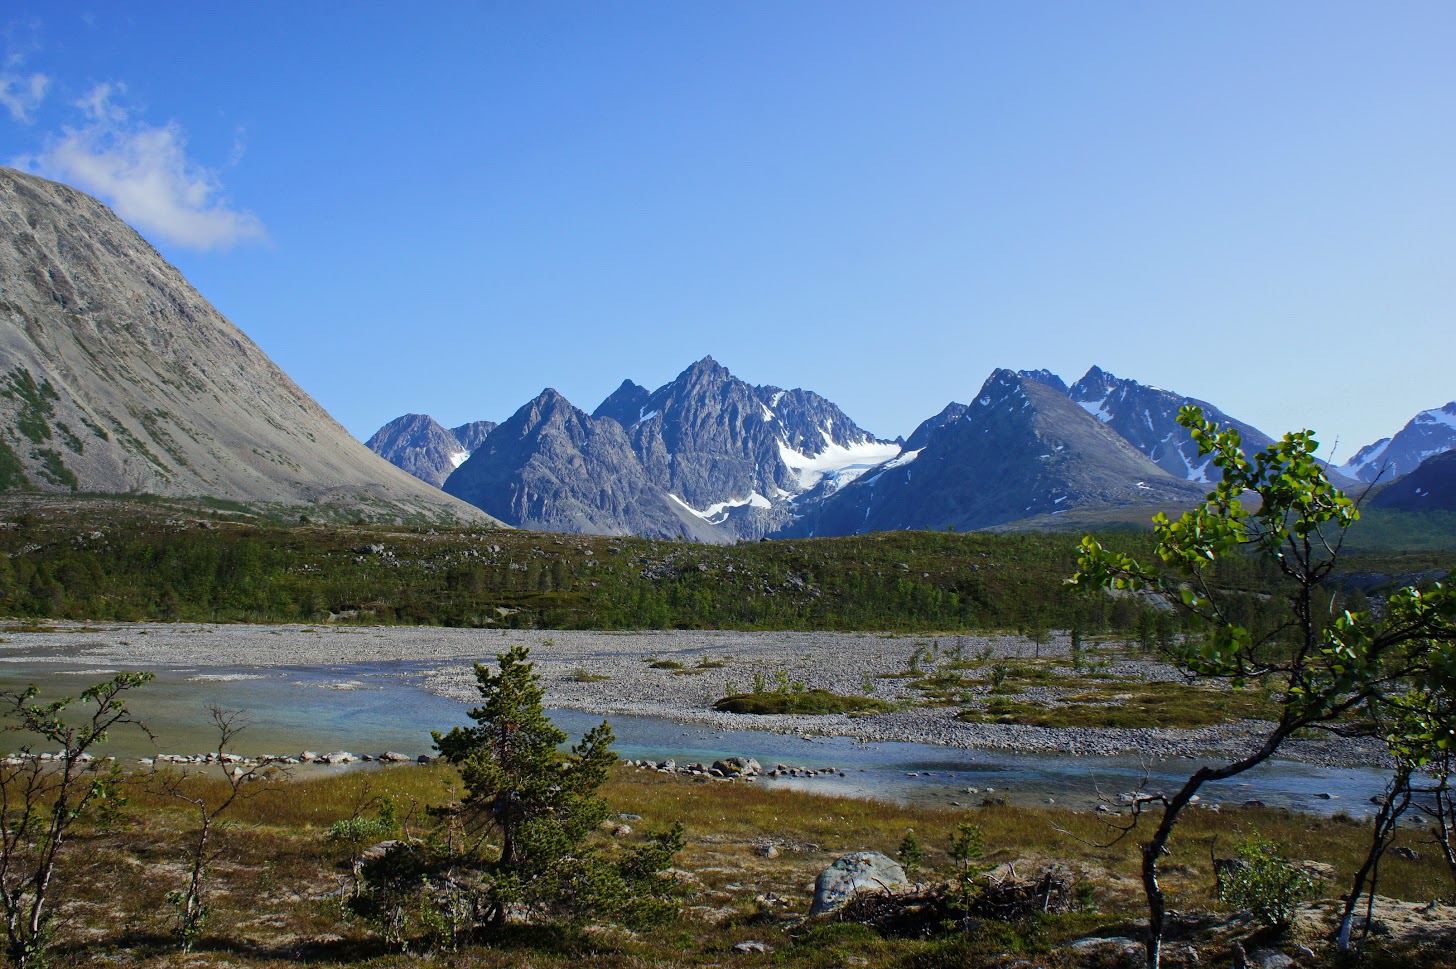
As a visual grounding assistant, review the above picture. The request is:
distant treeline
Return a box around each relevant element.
[0,497,1435,634]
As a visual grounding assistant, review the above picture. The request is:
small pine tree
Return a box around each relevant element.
[422,645,682,933]
[897,829,924,883]
[948,817,987,931]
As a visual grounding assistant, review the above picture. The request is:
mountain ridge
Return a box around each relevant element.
[0,166,494,524]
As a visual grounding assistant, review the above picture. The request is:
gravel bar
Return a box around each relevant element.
[0,622,1388,770]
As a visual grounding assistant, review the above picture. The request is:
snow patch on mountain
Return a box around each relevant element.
[883,448,923,470]
[778,435,902,490]
[449,450,470,469]
[667,491,772,525]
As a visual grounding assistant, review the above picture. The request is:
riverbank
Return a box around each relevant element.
[0,621,1389,771]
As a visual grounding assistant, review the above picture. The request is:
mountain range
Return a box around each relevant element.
[375,358,1439,541]
[373,358,1456,540]
[0,167,495,525]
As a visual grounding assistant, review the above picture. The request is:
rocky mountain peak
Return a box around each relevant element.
[1069,365,1115,400]
[903,401,968,451]
[1017,369,1071,394]
[1066,365,1275,483]
[1343,401,1456,483]
[365,414,495,488]
[592,379,652,427]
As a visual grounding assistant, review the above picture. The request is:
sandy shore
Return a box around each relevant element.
[0,621,1388,769]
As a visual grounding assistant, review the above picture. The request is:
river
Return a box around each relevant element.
[0,659,1394,817]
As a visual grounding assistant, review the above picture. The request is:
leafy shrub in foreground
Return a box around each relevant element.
[1216,835,1316,930]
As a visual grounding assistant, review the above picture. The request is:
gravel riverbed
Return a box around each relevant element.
[0,622,1388,770]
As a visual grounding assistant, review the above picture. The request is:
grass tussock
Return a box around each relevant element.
[712,689,895,716]
[957,681,1282,729]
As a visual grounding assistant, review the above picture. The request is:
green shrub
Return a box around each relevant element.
[1217,835,1317,930]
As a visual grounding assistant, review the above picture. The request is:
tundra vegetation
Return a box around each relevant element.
[1,492,1445,634]
[0,668,1451,967]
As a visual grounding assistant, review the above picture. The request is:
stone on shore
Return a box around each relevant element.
[810,851,908,915]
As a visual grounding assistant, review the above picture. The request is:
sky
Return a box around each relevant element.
[2,3,1453,457]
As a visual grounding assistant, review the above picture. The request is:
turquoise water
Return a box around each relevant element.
[0,661,1392,815]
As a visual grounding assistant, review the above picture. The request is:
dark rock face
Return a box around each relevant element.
[366,415,497,488]
[1368,450,1456,512]
[785,370,1205,536]
[591,379,652,428]
[443,389,720,540]
[1067,366,1275,482]
[0,166,491,523]
[1344,402,1456,484]
[445,357,896,541]
[903,401,968,452]
[450,420,496,453]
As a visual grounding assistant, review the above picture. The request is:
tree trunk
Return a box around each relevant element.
[1338,774,1409,952]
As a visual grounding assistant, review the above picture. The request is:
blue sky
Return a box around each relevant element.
[2,3,1453,456]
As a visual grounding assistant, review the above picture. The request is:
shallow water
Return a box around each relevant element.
[0,660,1392,816]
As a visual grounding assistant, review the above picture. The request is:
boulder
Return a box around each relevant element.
[712,756,761,776]
[1248,949,1296,969]
[1067,937,1143,960]
[810,851,908,915]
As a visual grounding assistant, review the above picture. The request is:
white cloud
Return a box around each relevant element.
[16,83,265,251]
[0,71,48,122]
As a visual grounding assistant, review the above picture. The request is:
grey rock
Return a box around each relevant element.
[1067,936,1143,958]
[0,166,494,525]
[810,851,908,915]
[712,756,761,776]
[731,940,773,954]
[1248,949,1297,969]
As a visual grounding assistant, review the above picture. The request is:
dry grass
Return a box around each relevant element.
[11,763,1453,968]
